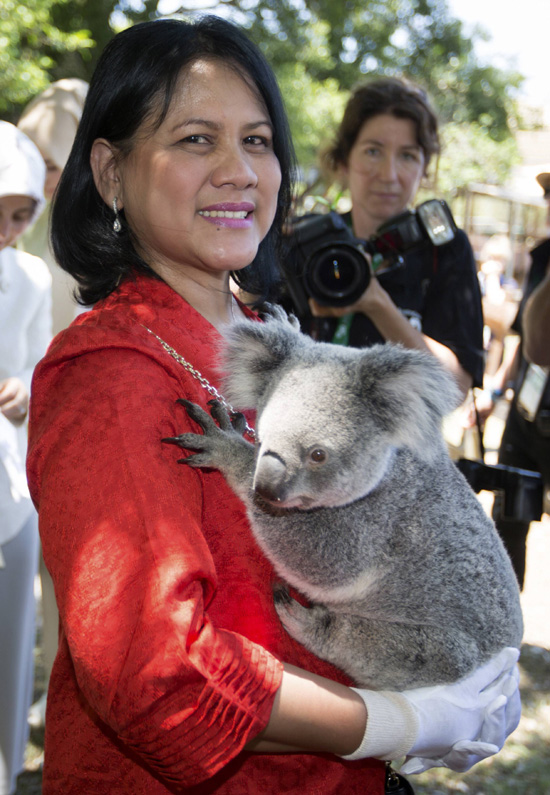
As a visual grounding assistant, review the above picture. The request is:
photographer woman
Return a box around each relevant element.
[302,77,484,400]
[26,19,518,794]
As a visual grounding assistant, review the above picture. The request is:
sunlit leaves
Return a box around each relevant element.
[0,0,93,118]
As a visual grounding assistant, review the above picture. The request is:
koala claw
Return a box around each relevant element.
[207,399,247,435]
[273,585,331,648]
[163,399,256,489]
[272,582,292,606]
[162,431,215,468]
[175,398,215,431]
[162,400,222,468]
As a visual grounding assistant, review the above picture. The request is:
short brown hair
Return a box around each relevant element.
[324,76,440,174]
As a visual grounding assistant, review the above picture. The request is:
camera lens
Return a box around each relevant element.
[304,243,370,306]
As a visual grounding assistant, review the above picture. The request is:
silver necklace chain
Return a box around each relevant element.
[141,325,256,440]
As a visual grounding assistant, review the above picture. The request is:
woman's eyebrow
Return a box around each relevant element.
[359,137,420,150]
[170,118,220,133]
[170,117,273,133]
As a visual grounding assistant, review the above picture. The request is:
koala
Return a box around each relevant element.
[165,305,523,691]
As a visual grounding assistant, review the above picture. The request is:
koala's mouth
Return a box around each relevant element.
[253,492,315,513]
[290,495,315,509]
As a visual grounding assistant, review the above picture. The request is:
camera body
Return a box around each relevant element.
[283,199,457,316]
[456,458,543,524]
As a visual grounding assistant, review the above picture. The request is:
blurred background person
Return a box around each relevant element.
[0,121,52,795]
[523,269,550,366]
[17,78,88,730]
[476,233,518,377]
[18,78,89,336]
[284,76,484,403]
[522,169,550,367]
[476,169,550,589]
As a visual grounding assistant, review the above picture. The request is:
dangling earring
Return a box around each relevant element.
[112,196,122,233]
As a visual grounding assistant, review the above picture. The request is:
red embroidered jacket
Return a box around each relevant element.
[27,273,384,794]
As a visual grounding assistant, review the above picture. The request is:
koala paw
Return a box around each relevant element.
[162,399,251,470]
[273,584,332,649]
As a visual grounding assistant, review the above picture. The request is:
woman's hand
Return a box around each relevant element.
[309,275,472,399]
[0,377,29,425]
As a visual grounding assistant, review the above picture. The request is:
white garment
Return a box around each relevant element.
[21,205,85,336]
[0,513,40,795]
[0,415,31,554]
[0,246,52,548]
[0,121,50,795]
[17,78,88,172]
[0,122,45,224]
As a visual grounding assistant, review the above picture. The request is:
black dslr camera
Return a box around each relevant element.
[283,199,457,316]
[456,459,543,524]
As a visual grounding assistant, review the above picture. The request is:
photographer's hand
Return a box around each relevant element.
[309,278,472,400]
[308,269,385,319]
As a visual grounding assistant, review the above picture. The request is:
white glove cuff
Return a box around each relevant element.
[340,688,419,761]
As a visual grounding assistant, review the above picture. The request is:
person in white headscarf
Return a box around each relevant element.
[0,121,52,795]
[18,78,88,336]
[18,80,88,732]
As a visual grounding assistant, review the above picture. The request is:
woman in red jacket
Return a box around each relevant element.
[26,16,520,794]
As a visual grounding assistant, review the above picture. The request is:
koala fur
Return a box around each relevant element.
[166,305,523,691]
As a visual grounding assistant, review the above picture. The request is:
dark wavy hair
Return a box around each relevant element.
[51,16,296,306]
[323,76,440,175]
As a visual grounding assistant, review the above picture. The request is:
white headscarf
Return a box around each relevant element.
[0,121,46,223]
[17,78,88,171]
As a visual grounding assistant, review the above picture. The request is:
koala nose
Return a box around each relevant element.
[253,452,288,503]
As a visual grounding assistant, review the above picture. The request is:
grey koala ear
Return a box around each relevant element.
[358,344,462,459]
[220,307,303,408]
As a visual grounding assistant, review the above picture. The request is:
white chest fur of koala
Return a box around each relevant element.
[166,306,523,691]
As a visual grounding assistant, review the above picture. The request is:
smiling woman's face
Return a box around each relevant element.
[342,113,425,239]
[111,59,282,288]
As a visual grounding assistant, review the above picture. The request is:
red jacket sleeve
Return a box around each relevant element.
[27,345,283,787]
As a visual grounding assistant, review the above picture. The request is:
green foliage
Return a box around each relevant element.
[238,0,523,142]
[223,0,524,192]
[45,0,120,78]
[0,0,526,194]
[276,63,347,178]
[0,0,93,121]
[436,122,521,197]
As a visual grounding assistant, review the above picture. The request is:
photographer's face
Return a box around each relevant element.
[343,113,425,238]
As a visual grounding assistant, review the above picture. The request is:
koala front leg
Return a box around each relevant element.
[273,585,339,657]
[163,399,256,500]
[273,586,400,687]
[273,586,478,690]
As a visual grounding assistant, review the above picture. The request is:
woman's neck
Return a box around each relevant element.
[349,206,379,240]
[151,261,245,333]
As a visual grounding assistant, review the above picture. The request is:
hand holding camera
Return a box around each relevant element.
[307,270,392,321]
[283,199,457,318]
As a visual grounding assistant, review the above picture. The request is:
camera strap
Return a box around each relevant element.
[332,313,355,346]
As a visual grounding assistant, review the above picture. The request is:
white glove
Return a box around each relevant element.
[341,647,521,774]
[401,647,521,774]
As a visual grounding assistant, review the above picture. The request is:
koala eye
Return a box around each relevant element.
[309,448,327,464]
